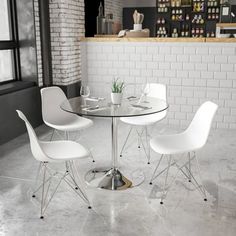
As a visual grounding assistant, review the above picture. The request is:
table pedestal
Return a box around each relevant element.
[85,117,133,190]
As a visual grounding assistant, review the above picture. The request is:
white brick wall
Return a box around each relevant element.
[82,41,236,129]
[105,0,123,23]
[33,0,43,86]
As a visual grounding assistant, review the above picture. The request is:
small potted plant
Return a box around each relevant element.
[111,78,124,105]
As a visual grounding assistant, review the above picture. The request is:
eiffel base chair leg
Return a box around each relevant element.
[32,161,91,219]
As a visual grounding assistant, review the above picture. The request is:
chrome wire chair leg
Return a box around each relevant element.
[32,162,42,198]
[193,152,207,201]
[160,155,172,204]
[119,127,133,157]
[185,152,192,182]
[145,126,151,164]
[50,129,55,141]
[40,163,47,219]
[65,131,69,140]
[149,154,164,184]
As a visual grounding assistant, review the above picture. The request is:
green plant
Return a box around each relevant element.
[111,78,125,93]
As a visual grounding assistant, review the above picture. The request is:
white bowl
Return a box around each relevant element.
[234,34,236,38]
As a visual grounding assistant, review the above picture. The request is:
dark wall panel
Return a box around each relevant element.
[0,86,42,145]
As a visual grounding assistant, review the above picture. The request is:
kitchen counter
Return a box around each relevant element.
[81,37,236,43]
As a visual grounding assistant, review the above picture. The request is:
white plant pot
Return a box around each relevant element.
[111,93,122,105]
[133,24,142,31]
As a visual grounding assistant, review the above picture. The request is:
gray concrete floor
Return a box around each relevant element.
[0,118,236,236]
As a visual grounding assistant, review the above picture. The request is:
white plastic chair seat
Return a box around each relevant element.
[44,113,93,132]
[120,112,166,126]
[40,140,89,161]
[150,133,202,155]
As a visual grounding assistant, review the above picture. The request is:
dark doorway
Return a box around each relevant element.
[84,0,104,37]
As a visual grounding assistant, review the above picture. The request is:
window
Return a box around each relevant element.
[0,0,20,83]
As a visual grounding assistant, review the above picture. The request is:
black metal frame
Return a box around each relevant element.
[0,0,21,85]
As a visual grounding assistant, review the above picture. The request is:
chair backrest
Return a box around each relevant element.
[147,83,167,101]
[16,110,50,162]
[40,86,74,125]
[185,101,218,149]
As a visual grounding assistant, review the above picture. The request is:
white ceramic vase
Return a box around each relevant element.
[133,24,142,31]
[111,93,122,105]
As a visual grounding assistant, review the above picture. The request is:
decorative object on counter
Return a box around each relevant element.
[133,10,144,31]
[105,14,114,35]
[96,2,105,35]
[111,78,124,105]
[220,0,231,23]
[112,21,122,34]
[171,28,179,37]
[157,27,168,37]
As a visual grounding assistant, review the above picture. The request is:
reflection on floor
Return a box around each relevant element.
[0,118,236,236]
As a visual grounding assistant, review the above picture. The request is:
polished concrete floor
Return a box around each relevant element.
[0,118,236,236]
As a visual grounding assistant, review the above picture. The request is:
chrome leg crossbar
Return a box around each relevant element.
[32,161,91,219]
[149,152,207,204]
[120,126,151,164]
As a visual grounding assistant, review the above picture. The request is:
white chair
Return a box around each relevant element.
[120,83,167,164]
[41,86,94,161]
[16,110,91,219]
[149,101,218,204]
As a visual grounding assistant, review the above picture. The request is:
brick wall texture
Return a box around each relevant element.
[34,0,123,86]
[82,41,236,129]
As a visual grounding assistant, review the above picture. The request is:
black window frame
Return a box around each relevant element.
[0,0,21,85]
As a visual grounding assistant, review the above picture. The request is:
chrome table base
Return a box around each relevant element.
[85,168,132,190]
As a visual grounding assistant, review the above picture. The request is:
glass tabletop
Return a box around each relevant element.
[61,96,168,118]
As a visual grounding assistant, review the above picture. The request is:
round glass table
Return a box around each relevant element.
[61,96,168,190]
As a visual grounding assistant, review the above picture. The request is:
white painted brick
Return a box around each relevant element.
[170,104,181,112]
[136,46,146,54]
[214,72,227,79]
[170,88,181,97]
[153,69,164,77]
[183,63,194,71]
[170,78,182,86]
[194,63,207,71]
[190,55,201,62]
[164,70,176,78]
[147,46,159,54]
[194,90,206,98]
[177,55,189,62]
[208,63,220,72]
[118,54,130,61]
[130,69,141,76]
[219,92,232,100]
[217,123,229,129]
[125,46,135,53]
[221,64,234,72]
[153,54,165,62]
[159,62,170,70]
[159,46,171,54]
[222,47,235,55]
[177,71,188,78]
[142,54,153,61]
[141,69,152,77]
[219,80,233,88]
[194,79,207,87]
[227,72,236,79]
[171,47,183,54]
[202,55,214,63]
[207,91,219,99]
[171,62,182,70]
[107,53,118,61]
[187,98,199,106]
[189,71,201,78]
[207,79,219,87]
[182,90,194,98]
[113,46,124,54]
[181,105,193,113]
[196,47,209,55]
[175,97,187,105]
[209,47,221,55]
[215,55,228,63]
[231,108,236,116]
[129,54,141,61]
[136,61,147,69]
[175,112,186,120]
[182,78,194,86]
[147,62,158,69]
[201,71,213,79]
[224,116,236,123]
[165,55,177,62]
[184,47,195,54]
[228,56,236,63]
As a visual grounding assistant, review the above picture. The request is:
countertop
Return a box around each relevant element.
[81,37,236,43]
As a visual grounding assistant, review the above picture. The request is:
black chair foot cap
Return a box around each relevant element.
[92,160,95,163]
[40,216,44,219]
[66,170,69,173]
[188,180,191,182]
[149,182,152,185]
[75,187,78,190]
[88,206,92,209]
[160,201,163,205]
[32,195,36,198]
[138,146,140,148]
[204,198,207,201]
[147,162,150,164]
[120,155,122,157]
